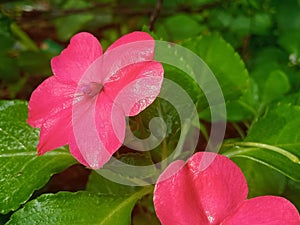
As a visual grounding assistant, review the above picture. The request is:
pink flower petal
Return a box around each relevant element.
[71,90,125,169]
[27,76,78,154]
[100,32,156,84]
[27,76,76,128]
[51,32,102,84]
[37,109,71,155]
[222,196,300,225]
[69,128,93,168]
[154,160,209,225]
[28,31,163,169]
[104,61,164,116]
[106,31,154,52]
[94,92,126,168]
[154,152,248,225]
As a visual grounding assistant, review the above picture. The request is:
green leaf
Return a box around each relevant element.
[275,0,300,64]
[0,12,13,37]
[53,0,94,41]
[278,31,300,58]
[249,48,292,105]
[251,13,272,35]
[181,34,249,118]
[229,15,251,36]
[275,0,300,33]
[0,35,15,51]
[283,179,300,210]
[87,171,140,195]
[182,34,249,102]
[225,78,259,121]
[18,51,52,76]
[131,96,189,164]
[113,153,156,177]
[0,100,76,214]
[0,32,19,83]
[86,152,155,194]
[276,92,300,106]
[156,14,203,41]
[131,97,180,143]
[163,64,204,107]
[6,189,152,225]
[261,70,290,103]
[222,103,300,181]
[233,158,287,198]
[0,52,19,83]
[251,66,291,104]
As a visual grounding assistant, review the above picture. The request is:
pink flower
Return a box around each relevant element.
[27,32,164,169]
[154,152,300,225]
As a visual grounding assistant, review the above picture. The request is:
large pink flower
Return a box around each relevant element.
[154,152,300,225]
[28,32,164,169]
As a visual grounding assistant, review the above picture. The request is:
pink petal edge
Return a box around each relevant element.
[70,90,125,169]
[37,110,71,155]
[106,31,154,52]
[27,76,76,128]
[222,196,300,225]
[101,32,156,84]
[154,152,248,225]
[51,32,102,84]
[27,76,77,154]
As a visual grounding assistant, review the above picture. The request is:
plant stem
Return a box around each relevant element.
[149,0,163,31]
[161,138,168,170]
[223,141,300,163]
[10,23,39,51]
[232,123,245,139]
[199,124,209,142]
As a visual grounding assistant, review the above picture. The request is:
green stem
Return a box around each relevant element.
[10,23,39,51]
[199,124,209,142]
[223,147,258,158]
[238,101,257,117]
[223,141,300,163]
[161,139,168,169]
[243,121,250,129]
[156,99,169,169]
[232,123,245,139]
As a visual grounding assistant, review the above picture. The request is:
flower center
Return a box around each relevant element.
[80,82,103,98]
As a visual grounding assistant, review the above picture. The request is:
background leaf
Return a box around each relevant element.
[181,34,249,120]
[0,19,19,83]
[53,0,94,41]
[275,0,300,59]
[182,34,249,103]
[225,78,259,121]
[249,47,292,106]
[156,14,203,41]
[283,179,300,210]
[233,158,287,198]
[222,103,300,181]
[0,100,76,214]
[87,171,140,195]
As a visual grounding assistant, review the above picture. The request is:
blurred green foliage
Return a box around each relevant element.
[1,0,300,101]
[1,0,300,223]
